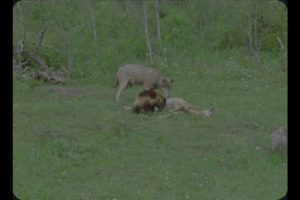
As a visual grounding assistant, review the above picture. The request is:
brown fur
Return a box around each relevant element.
[138,88,157,98]
[132,89,166,114]
[115,64,173,102]
[165,97,215,117]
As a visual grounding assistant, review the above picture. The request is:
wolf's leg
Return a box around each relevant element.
[116,80,129,102]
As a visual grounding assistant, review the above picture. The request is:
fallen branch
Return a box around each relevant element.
[31,70,65,83]
[26,52,50,72]
[276,36,287,71]
[276,36,285,50]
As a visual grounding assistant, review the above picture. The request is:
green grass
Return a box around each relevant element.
[13,57,287,200]
[13,0,287,198]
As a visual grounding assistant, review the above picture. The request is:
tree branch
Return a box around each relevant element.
[155,0,161,42]
[142,0,153,64]
[87,0,98,49]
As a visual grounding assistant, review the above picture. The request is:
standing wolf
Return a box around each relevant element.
[115,64,173,102]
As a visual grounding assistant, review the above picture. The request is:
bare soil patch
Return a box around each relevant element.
[45,86,88,97]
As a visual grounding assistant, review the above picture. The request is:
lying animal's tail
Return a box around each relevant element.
[187,108,215,117]
[123,105,132,110]
[199,108,215,118]
[186,108,202,115]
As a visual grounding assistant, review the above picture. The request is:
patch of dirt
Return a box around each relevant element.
[45,86,88,97]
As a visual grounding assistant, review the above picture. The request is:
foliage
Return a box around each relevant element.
[13,0,287,83]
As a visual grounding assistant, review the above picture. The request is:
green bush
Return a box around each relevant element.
[13,0,287,83]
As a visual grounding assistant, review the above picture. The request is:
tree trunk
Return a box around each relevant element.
[253,0,260,65]
[155,0,161,42]
[13,3,27,73]
[142,0,153,64]
[247,1,261,67]
[87,0,98,49]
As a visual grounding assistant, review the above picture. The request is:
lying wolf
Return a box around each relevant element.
[115,64,173,102]
[164,97,215,118]
[124,94,214,117]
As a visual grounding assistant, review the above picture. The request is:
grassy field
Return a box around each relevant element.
[13,56,287,199]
